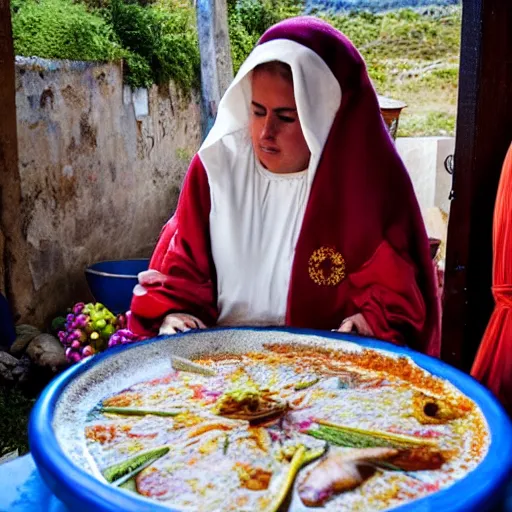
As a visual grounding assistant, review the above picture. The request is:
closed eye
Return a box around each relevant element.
[278,115,296,123]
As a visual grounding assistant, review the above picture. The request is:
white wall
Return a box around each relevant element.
[396,136,454,215]
[396,136,455,261]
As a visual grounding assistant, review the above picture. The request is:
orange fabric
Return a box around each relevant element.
[471,143,512,412]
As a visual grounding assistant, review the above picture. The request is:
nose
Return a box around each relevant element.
[261,115,277,140]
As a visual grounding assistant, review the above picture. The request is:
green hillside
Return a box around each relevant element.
[11,0,461,136]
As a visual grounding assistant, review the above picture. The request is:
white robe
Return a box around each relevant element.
[198,40,342,325]
[208,131,308,325]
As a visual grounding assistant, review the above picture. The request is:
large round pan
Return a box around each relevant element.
[29,327,512,512]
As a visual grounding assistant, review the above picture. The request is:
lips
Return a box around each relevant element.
[260,145,280,154]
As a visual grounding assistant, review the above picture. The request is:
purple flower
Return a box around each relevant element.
[67,330,79,342]
[73,329,85,342]
[66,314,75,323]
[73,302,85,315]
[107,327,145,350]
[69,351,82,363]
[75,314,88,328]
[108,334,121,348]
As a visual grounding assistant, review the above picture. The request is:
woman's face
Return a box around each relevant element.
[250,68,311,174]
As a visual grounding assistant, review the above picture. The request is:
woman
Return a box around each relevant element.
[471,142,512,412]
[129,16,440,357]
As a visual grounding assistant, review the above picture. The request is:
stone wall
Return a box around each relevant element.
[11,58,202,327]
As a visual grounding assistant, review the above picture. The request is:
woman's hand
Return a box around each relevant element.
[159,313,206,335]
[133,270,207,335]
[337,313,374,336]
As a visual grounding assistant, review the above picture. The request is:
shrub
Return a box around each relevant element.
[107,0,200,90]
[11,0,200,92]
[228,0,304,73]
[12,0,123,62]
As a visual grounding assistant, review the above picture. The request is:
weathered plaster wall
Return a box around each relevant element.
[14,57,202,327]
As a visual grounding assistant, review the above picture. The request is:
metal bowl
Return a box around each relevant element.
[29,328,512,512]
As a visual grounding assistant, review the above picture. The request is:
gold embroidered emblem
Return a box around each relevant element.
[308,247,346,286]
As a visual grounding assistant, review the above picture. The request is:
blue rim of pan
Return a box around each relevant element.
[29,327,512,512]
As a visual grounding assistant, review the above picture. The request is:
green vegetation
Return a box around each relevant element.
[11,0,123,62]
[11,0,200,92]
[229,4,461,136]
[333,7,461,136]
[108,0,200,90]
[11,0,460,135]
[0,388,35,457]
[227,0,304,71]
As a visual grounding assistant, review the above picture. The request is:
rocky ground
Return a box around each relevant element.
[1,325,67,390]
[0,325,68,459]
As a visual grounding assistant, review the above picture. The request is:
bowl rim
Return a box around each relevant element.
[85,258,150,280]
[29,327,512,512]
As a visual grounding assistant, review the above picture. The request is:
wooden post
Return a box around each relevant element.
[441,0,512,371]
[0,0,34,322]
[195,0,234,138]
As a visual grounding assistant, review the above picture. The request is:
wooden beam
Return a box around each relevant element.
[442,0,512,370]
[0,0,19,298]
[0,0,34,322]
[196,0,234,138]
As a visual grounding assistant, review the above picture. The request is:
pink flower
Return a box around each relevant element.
[72,303,85,315]
[69,351,82,363]
[82,345,94,357]
[75,314,88,328]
